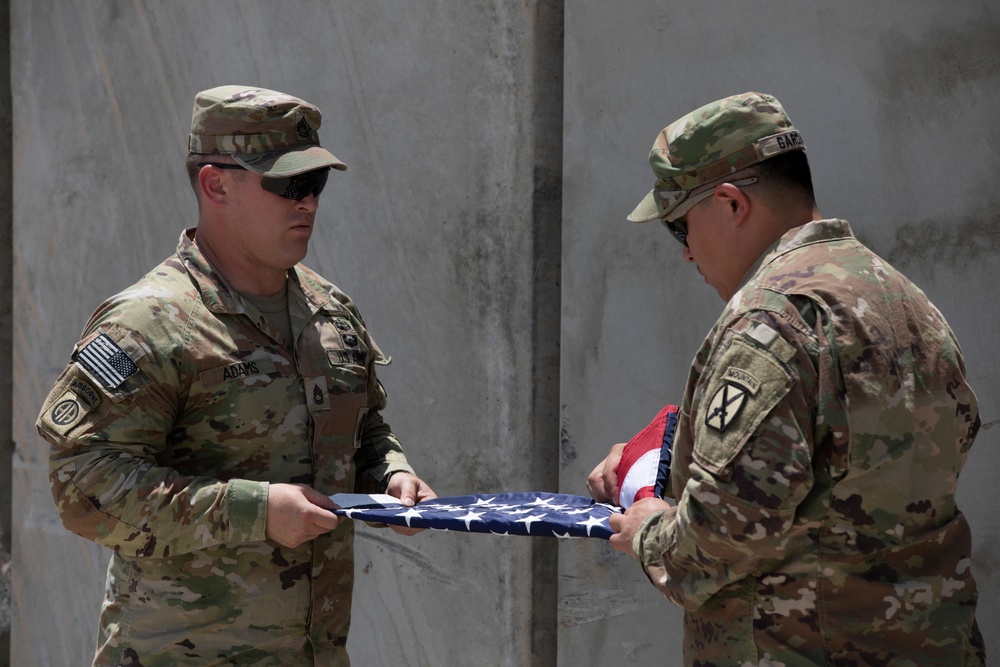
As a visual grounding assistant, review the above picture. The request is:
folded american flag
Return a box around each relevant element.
[330,492,620,539]
[615,404,678,509]
[331,403,677,540]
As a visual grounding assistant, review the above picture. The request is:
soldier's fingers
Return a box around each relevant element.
[311,509,340,532]
[586,459,609,501]
[413,480,437,503]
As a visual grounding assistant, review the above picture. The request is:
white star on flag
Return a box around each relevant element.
[576,513,610,537]
[515,514,547,533]
[399,507,425,526]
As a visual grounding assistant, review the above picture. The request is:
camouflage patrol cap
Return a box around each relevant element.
[628,92,805,223]
[188,85,347,177]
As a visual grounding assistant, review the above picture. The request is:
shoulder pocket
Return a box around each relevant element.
[38,367,108,440]
[38,324,152,441]
[693,331,794,475]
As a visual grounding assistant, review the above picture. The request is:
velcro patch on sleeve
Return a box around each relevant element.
[74,333,139,390]
[694,335,793,474]
[69,376,102,409]
[43,388,96,435]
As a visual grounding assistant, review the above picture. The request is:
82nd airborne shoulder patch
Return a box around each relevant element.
[45,376,102,435]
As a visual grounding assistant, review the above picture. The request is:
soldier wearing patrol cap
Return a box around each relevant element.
[37,85,436,666]
[587,92,985,665]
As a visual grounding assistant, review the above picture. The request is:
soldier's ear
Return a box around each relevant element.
[715,182,751,227]
[198,165,230,204]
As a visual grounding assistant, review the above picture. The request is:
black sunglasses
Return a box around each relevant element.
[664,218,689,247]
[198,162,330,201]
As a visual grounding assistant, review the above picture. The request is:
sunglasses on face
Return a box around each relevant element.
[198,163,331,201]
[663,217,689,247]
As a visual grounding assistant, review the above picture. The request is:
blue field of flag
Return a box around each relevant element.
[330,492,621,539]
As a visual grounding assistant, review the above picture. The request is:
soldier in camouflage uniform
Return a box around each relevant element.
[37,85,436,667]
[587,92,985,666]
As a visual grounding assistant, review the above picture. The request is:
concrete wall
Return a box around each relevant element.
[559,2,1000,666]
[7,2,999,667]
[0,0,11,662]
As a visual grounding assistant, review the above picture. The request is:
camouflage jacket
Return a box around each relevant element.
[635,219,984,666]
[37,228,414,667]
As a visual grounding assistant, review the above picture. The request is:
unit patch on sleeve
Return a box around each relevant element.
[705,381,749,432]
[722,367,761,395]
[44,376,102,436]
[693,334,794,474]
[74,333,139,390]
[69,377,102,409]
[705,350,768,432]
[49,393,84,428]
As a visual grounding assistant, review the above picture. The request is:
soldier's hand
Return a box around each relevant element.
[383,473,437,536]
[608,497,674,559]
[586,443,626,504]
[265,483,340,548]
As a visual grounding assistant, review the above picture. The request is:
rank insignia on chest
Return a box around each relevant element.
[705,381,749,432]
[306,376,329,411]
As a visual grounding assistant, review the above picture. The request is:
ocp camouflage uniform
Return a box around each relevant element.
[38,229,414,666]
[634,219,985,666]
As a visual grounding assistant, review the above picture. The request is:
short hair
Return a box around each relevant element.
[750,150,816,207]
[184,153,203,190]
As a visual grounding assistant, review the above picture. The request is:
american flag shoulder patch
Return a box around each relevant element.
[75,332,140,390]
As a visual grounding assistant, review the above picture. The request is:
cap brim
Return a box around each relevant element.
[234,145,347,177]
[626,190,663,223]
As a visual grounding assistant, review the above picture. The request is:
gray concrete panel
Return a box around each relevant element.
[561,2,1000,665]
[12,2,561,666]
[0,0,11,661]
[9,1,1000,666]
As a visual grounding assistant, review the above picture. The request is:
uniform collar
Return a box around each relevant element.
[177,227,336,316]
[178,228,241,314]
[735,219,855,293]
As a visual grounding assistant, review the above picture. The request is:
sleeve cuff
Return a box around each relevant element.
[225,478,269,543]
[633,509,670,569]
[356,463,416,494]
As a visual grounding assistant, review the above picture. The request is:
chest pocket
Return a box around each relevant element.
[322,324,370,402]
[693,324,795,475]
[298,313,371,446]
[310,355,369,409]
